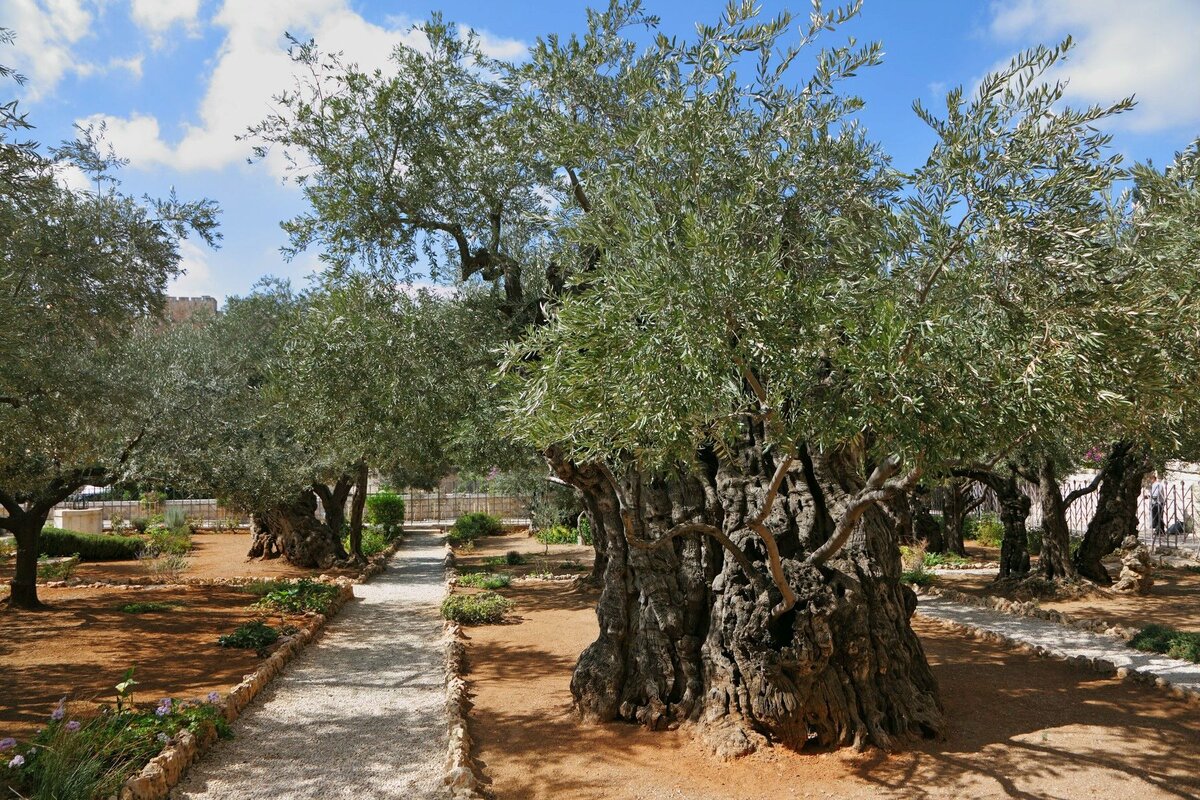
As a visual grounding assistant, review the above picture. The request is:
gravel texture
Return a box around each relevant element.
[172,529,449,800]
[917,594,1200,689]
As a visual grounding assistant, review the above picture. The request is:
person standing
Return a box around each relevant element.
[1150,471,1167,537]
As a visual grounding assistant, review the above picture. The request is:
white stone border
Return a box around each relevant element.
[916,584,1139,641]
[113,534,407,800]
[442,544,488,799]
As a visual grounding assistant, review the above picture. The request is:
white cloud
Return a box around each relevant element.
[988,0,1200,132]
[168,238,220,297]
[87,0,527,174]
[130,0,200,36]
[1,0,95,99]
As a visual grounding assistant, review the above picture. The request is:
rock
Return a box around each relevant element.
[1111,535,1154,595]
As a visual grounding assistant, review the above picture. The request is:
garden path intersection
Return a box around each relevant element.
[916,595,1200,691]
[172,529,449,800]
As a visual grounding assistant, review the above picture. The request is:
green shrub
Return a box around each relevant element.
[923,551,969,568]
[37,555,80,581]
[577,516,594,546]
[440,592,512,624]
[0,537,14,559]
[447,513,503,545]
[39,528,143,560]
[217,620,280,653]
[162,507,190,532]
[142,552,189,580]
[118,601,183,614]
[130,516,150,534]
[253,579,340,614]
[0,695,229,800]
[1130,624,1200,663]
[901,567,935,587]
[344,526,389,558]
[366,492,406,539]
[558,560,588,572]
[535,525,578,545]
[143,524,191,557]
[457,572,511,589]
[1027,528,1044,556]
[965,514,1004,547]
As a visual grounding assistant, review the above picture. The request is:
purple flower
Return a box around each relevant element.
[65,721,80,733]
[0,738,14,752]
[206,691,221,704]
[50,698,66,722]
[7,755,24,769]
[156,733,169,745]
[155,698,172,717]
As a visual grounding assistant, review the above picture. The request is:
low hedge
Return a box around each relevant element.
[39,527,143,560]
[447,512,503,545]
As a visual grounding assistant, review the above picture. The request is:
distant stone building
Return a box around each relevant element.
[166,296,218,324]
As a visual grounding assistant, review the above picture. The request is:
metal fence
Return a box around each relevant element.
[48,490,532,530]
[935,476,1197,537]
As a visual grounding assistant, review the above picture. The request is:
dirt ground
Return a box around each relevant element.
[1,532,362,587]
[937,565,1200,631]
[454,528,595,577]
[460,581,1200,800]
[0,583,302,738]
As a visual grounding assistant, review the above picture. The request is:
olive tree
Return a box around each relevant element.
[0,114,219,607]
[247,0,1198,753]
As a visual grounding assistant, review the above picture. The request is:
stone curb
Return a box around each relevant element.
[442,544,488,800]
[916,584,1137,642]
[113,534,408,800]
[914,607,1200,709]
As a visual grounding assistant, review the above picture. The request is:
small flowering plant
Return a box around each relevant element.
[0,685,230,799]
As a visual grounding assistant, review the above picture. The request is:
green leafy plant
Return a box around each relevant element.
[965,514,1004,548]
[0,537,17,560]
[141,553,190,580]
[37,555,79,581]
[0,694,230,800]
[534,525,578,545]
[440,592,512,624]
[922,551,969,568]
[447,513,503,546]
[118,600,184,614]
[39,528,143,561]
[457,572,511,589]
[253,579,340,614]
[143,523,191,557]
[344,526,389,558]
[217,620,281,654]
[1129,624,1200,663]
[366,492,406,539]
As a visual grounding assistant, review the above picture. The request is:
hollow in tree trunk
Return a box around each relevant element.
[1074,441,1147,584]
[1037,459,1079,581]
[548,440,944,756]
[247,491,342,568]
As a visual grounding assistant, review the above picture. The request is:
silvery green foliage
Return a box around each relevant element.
[0,81,219,508]
[505,3,1195,476]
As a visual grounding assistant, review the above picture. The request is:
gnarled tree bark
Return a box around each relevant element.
[1074,441,1147,584]
[247,491,342,568]
[548,438,943,756]
[966,470,1030,580]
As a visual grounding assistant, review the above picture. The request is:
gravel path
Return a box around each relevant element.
[917,595,1200,690]
[173,529,449,800]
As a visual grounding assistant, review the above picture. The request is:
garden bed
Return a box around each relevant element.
[458,581,1200,799]
[451,529,593,579]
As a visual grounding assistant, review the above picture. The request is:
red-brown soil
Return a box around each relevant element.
[461,581,1200,800]
[0,583,311,739]
[937,565,1200,631]
[454,529,595,578]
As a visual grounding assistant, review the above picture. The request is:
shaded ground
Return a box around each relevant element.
[454,528,594,578]
[461,581,1200,800]
[0,584,270,738]
[937,566,1200,631]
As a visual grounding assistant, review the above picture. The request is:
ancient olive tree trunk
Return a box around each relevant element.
[247,491,342,568]
[939,478,981,556]
[548,443,943,756]
[312,474,353,555]
[969,471,1030,580]
[347,460,369,562]
[1036,459,1079,581]
[1074,442,1147,584]
[3,508,51,609]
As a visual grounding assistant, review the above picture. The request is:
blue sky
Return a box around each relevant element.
[3,0,1198,302]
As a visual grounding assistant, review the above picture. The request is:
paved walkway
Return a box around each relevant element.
[917,595,1200,690]
[173,530,449,800]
